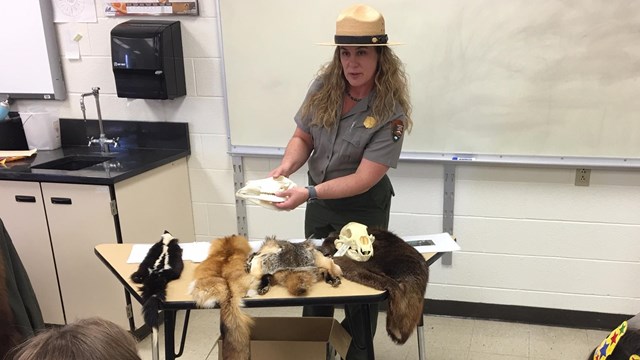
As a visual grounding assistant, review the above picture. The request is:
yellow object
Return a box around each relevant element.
[0,149,37,166]
[593,321,627,360]
[363,116,377,128]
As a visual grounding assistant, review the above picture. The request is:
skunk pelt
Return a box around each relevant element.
[320,229,429,345]
[130,230,184,328]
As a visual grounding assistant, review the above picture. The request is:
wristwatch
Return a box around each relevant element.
[306,186,318,203]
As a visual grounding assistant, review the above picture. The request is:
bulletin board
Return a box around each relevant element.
[219,0,640,161]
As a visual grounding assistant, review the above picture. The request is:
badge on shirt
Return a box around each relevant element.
[391,119,404,142]
[363,116,377,129]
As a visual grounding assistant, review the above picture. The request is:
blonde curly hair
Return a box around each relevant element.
[301,46,412,132]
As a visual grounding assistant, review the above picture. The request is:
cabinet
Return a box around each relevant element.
[0,158,194,328]
[0,181,65,324]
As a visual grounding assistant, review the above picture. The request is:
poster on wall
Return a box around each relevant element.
[104,1,198,16]
[52,0,98,23]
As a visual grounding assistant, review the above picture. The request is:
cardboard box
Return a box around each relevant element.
[218,317,351,360]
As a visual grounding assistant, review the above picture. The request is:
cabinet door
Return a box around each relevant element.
[0,180,65,324]
[115,158,195,242]
[41,183,128,327]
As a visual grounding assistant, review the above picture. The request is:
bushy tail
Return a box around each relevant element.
[189,276,228,309]
[385,283,425,344]
[219,287,254,360]
[189,276,254,359]
[140,272,168,328]
[386,264,429,344]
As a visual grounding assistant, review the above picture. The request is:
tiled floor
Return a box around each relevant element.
[138,307,608,360]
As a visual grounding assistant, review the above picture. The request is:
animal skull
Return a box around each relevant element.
[339,222,375,259]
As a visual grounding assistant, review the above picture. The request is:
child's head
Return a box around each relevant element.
[8,317,141,360]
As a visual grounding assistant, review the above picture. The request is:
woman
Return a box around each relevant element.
[7,317,141,360]
[269,4,412,359]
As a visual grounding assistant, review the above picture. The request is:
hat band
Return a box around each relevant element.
[334,34,388,45]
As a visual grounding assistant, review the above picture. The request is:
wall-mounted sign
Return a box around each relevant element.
[105,1,198,16]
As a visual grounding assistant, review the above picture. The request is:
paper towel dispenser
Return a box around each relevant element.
[111,20,186,99]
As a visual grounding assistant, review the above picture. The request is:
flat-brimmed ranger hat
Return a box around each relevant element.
[318,4,402,46]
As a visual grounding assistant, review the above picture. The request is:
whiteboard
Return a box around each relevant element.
[0,0,66,100]
[219,0,640,159]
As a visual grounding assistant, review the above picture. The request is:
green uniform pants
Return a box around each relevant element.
[303,174,393,360]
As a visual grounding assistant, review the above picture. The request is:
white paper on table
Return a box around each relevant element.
[181,242,211,263]
[402,233,460,253]
[127,242,212,264]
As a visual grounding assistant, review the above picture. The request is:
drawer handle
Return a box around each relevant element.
[51,197,72,205]
[15,195,36,203]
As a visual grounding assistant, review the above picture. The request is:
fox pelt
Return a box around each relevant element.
[189,235,259,360]
[319,229,429,345]
[130,231,184,328]
[247,237,342,296]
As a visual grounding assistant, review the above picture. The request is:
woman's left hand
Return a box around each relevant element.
[273,186,309,211]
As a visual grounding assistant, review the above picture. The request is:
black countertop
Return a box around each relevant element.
[0,119,190,185]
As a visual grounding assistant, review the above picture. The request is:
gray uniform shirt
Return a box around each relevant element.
[295,79,407,184]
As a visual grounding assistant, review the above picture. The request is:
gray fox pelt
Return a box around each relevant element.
[319,229,429,344]
[247,237,342,296]
[189,235,259,360]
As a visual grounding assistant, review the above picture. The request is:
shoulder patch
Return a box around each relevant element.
[391,120,405,142]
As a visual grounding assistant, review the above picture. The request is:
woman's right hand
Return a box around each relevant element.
[272,186,308,211]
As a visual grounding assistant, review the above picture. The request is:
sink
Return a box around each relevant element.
[31,155,114,171]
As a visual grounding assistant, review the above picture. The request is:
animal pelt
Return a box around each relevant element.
[247,237,342,296]
[587,314,640,360]
[130,231,184,328]
[189,235,259,360]
[319,229,429,345]
[0,248,23,359]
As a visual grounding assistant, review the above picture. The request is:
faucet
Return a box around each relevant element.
[80,87,119,153]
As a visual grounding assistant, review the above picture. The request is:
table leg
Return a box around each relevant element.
[152,326,159,360]
[361,303,375,360]
[164,310,176,360]
[416,314,426,360]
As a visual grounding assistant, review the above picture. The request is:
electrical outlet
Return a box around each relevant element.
[575,168,591,186]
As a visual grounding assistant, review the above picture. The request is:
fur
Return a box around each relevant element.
[189,235,259,360]
[247,237,342,296]
[319,229,429,344]
[130,231,184,328]
[0,248,23,359]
